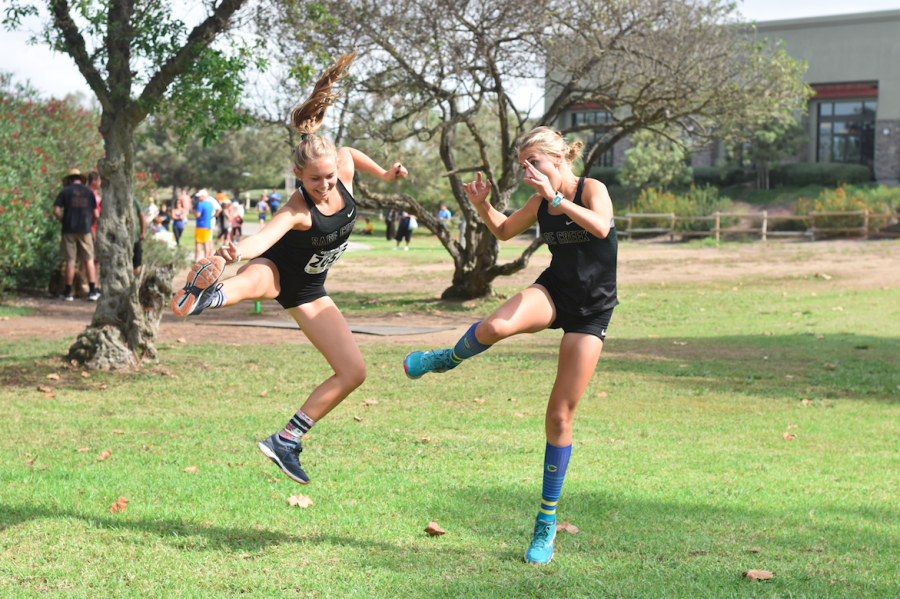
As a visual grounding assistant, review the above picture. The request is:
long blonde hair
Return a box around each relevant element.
[517,126,584,165]
[290,51,358,173]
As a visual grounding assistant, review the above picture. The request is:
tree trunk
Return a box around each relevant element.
[352,179,543,300]
[67,111,174,369]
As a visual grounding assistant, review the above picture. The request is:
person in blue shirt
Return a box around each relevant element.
[268,192,281,214]
[194,189,215,260]
[437,203,452,227]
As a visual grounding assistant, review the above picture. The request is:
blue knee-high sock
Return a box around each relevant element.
[537,442,572,523]
[449,322,491,367]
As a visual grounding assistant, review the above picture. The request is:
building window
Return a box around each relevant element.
[572,111,614,167]
[817,101,876,169]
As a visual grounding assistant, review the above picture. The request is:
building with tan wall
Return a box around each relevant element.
[555,10,900,184]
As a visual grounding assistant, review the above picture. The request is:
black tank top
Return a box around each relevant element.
[260,179,357,285]
[536,176,618,316]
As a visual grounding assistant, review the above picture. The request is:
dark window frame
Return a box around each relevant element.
[816,100,876,168]
[572,111,615,167]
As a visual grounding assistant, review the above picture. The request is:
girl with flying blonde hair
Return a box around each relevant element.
[403,126,618,564]
[170,52,408,485]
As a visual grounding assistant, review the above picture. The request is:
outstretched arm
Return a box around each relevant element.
[340,147,408,183]
[215,191,305,264]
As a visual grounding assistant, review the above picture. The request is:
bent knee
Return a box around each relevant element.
[477,318,511,342]
[339,364,366,390]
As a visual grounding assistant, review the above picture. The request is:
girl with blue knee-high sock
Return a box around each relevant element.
[404,126,618,564]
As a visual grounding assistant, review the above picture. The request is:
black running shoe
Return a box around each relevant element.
[258,433,310,484]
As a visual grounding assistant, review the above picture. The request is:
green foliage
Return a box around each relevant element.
[0,74,102,294]
[141,235,191,270]
[136,120,285,196]
[770,163,871,187]
[619,130,693,190]
[630,185,736,231]
[589,167,620,186]
[692,166,753,187]
[795,185,898,232]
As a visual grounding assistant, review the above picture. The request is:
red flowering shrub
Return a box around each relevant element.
[0,74,103,293]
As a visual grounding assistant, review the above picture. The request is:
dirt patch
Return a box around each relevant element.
[2,239,897,348]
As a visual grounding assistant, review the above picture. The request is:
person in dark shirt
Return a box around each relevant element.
[53,169,100,301]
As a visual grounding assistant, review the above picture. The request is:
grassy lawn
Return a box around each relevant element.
[1,266,899,597]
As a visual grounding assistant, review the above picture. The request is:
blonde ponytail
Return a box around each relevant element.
[290,51,358,173]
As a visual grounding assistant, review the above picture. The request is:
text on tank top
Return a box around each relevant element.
[536,176,618,314]
[269,179,357,275]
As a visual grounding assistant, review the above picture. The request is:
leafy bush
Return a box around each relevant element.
[692,166,754,187]
[0,74,103,294]
[770,163,871,187]
[795,185,898,233]
[628,185,736,232]
[590,167,619,186]
[619,130,693,189]
[141,233,192,270]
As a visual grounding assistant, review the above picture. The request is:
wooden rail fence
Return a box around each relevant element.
[622,210,900,241]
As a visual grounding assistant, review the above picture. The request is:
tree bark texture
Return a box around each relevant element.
[67,112,175,369]
[353,177,543,300]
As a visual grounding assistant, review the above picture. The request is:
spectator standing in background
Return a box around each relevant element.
[84,170,102,284]
[216,196,232,245]
[171,200,186,246]
[268,192,281,214]
[194,189,214,260]
[385,209,398,241]
[257,195,269,228]
[438,203,452,227]
[159,202,171,231]
[53,169,100,301]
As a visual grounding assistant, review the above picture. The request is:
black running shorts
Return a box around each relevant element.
[547,305,613,339]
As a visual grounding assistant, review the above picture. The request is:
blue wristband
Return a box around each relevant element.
[550,191,564,207]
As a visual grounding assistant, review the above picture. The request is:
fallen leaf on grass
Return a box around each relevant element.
[112,428,124,434]
[513,413,523,418]
[823,363,837,370]
[141,445,151,451]
[743,570,774,582]
[783,433,796,441]
[416,437,431,443]
[832,306,843,312]
[267,477,280,482]
[556,521,579,534]
[353,415,363,422]
[183,465,198,472]
[46,373,59,380]
[24,457,37,467]
[473,398,485,403]
[764,332,774,336]
[787,424,797,430]
[679,364,688,368]
[249,364,258,371]
[75,447,89,452]
[507,397,516,402]
[177,338,187,343]
[747,548,761,553]
[673,341,687,345]
[80,371,90,378]
[97,449,112,461]
[258,390,267,397]
[100,385,108,390]
[109,496,128,514]
[596,392,607,398]
[648,334,658,338]
[801,398,813,406]
[301,434,310,440]
[362,398,379,406]
[424,521,445,536]
[43,393,55,399]
[287,494,314,508]
[816,334,824,340]
[37,386,52,393]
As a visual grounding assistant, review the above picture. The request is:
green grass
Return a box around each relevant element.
[0,306,34,318]
[1,277,899,596]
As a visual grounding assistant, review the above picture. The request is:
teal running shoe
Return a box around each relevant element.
[403,349,457,379]
[524,519,556,564]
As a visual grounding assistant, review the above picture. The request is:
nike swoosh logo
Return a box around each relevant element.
[566,220,575,225]
[347,208,354,218]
